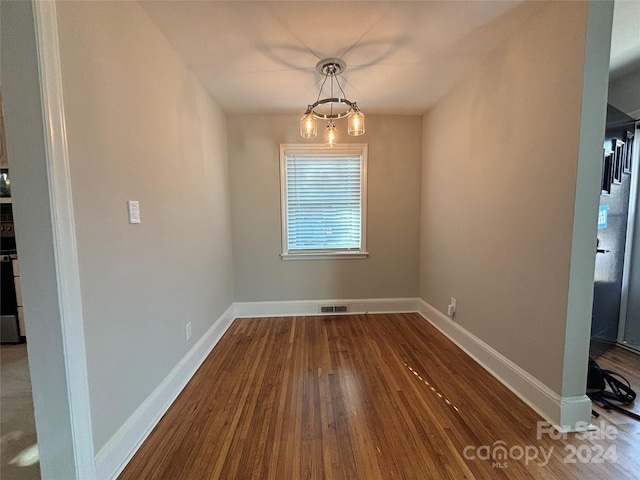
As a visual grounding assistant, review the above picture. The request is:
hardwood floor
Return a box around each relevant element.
[119,314,640,479]
[593,346,640,437]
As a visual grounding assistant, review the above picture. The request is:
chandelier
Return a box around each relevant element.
[300,58,365,146]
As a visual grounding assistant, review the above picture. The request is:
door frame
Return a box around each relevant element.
[32,1,97,478]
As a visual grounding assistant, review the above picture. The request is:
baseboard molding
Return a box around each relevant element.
[94,298,416,479]
[417,299,592,432]
[95,297,592,479]
[233,297,419,318]
[95,304,235,480]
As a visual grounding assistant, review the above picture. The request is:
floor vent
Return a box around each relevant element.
[319,305,349,314]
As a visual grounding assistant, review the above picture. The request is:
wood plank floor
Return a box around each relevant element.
[119,313,640,479]
[593,346,640,437]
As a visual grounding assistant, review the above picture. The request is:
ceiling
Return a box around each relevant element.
[140,0,539,116]
[139,1,639,116]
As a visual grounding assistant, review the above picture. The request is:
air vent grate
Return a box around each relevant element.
[319,305,349,314]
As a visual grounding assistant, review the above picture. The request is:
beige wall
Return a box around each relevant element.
[228,114,422,301]
[420,1,597,394]
[56,1,234,450]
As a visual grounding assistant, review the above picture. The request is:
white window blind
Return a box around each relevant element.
[280,144,368,259]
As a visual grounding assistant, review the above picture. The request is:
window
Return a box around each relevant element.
[280,144,368,260]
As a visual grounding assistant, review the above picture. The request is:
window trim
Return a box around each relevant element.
[279,143,368,260]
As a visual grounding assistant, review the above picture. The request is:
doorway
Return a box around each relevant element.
[0,94,40,479]
[591,109,638,356]
[590,0,640,357]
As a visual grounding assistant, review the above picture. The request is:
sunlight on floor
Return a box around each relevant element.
[9,443,40,467]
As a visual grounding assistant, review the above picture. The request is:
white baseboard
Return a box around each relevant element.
[233,297,419,318]
[95,304,236,480]
[417,299,592,432]
[95,298,416,479]
[96,297,592,479]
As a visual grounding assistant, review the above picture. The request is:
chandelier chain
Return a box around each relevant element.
[315,73,330,105]
[333,73,348,100]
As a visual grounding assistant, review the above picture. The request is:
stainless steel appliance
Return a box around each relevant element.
[1,202,21,343]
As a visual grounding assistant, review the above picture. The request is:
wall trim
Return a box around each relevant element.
[32,1,97,478]
[95,297,594,478]
[96,304,235,480]
[96,298,414,478]
[233,297,420,318]
[417,299,592,432]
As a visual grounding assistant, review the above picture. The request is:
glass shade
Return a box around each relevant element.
[300,113,317,138]
[348,110,365,136]
[324,122,338,147]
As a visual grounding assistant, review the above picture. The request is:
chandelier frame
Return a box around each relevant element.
[304,97,360,120]
[300,57,365,142]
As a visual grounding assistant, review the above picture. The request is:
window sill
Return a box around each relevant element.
[281,251,369,261]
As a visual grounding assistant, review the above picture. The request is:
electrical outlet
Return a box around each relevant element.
[186,322,192,341]
[448,297,457,318]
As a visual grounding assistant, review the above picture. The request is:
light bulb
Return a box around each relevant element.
[348,110,365,136]
[300,112,317,138]
[325,122,337,146]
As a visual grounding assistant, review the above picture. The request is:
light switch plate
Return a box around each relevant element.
[128,200,141,224]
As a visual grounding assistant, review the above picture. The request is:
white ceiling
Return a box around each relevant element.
[140,0,540,115]
[139,0,639,116]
